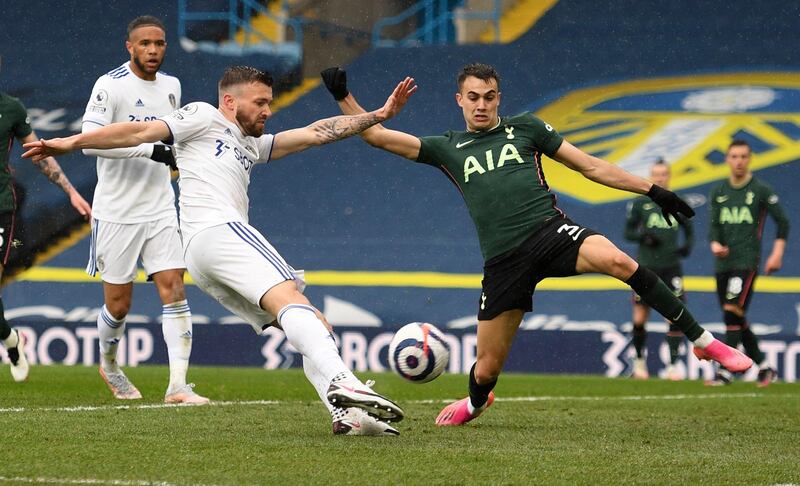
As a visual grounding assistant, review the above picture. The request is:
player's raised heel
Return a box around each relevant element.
[435,391,495,426]
[692,339,753,373]
[99,366,142,400]
[164,383,210,405]
[7,329,30,382]
[332,407,400,436]
[326,379,404,422]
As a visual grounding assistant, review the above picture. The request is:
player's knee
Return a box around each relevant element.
[610,251,637,278]
[105,300,131,320]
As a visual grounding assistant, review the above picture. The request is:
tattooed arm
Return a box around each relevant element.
[21,132,92,220]
[270,77,416,160]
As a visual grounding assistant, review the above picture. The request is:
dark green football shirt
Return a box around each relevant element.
[624,195,693,269]
[0,92,33,212]
[417,112,564,261]
[709,176,789,272]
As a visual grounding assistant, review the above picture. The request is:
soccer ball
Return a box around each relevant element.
[388,322,450,383]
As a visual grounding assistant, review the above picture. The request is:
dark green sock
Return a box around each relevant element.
[740,324,765,364]
[626,267,704,341]
[666,324,683,364]
[631,323,646,358]
[723,310,743,349]
[0,298,10,341]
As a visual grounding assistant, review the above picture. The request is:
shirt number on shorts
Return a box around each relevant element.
[557,223,587,241]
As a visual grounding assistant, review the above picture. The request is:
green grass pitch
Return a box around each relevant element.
[1,365,798,485]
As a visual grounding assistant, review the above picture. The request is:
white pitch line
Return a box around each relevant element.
[0,476,187,485]
[0,399,279,414]
[409,392,793,404]
[1,393,791,414]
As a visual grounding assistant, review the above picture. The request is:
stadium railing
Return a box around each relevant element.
[177,0,303,62]
[372,0,502,47]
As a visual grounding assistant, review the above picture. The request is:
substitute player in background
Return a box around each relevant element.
[320,63,752,426]
[624,160,692,380]
[24,66,416,436]
[708,140,788,387]
[81,16,207,404]
[0,73,91,381]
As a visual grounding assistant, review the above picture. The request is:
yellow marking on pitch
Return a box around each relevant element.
[13,267,800,293]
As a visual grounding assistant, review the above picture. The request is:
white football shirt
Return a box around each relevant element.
[160,102,274,246]
[82,62,181,223]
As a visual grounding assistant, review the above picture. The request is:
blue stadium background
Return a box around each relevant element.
[3,0,799,377]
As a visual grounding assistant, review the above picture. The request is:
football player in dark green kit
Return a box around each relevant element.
[707,140,788,387]
[0,59,92,381]
[321,63,752,426]
[624,160,692,380]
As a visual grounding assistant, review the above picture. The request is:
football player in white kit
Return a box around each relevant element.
[25,66,417,436]
[81,16,207,404]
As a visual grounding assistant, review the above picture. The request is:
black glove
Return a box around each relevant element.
[151,144,177,171]
[320,67,349,101]
[676,246,691,257]
[646,184,694,225]
[640,233,661,247]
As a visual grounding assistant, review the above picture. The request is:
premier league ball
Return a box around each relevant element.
[388,322,450,383]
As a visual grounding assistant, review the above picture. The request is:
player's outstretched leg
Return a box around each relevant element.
[4,328,29,382]
[626,266,752,373]
[276,303,404,422]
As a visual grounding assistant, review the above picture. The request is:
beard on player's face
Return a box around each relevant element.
[133,54,162,75]
[235,107,265,137]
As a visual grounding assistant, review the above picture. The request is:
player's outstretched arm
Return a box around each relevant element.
[22,120,172,162]
[271,76,417,160]
[321,67,421,160]
[81,123,177,170]
[20,132,92,220]
[553,140,695,223]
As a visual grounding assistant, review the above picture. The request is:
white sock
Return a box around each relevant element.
[278,304,354,386]
[692,330,714,348]
[2,328,19,348]
[303,357,337,414]
[162,300,193,391]
[97,305,125,372]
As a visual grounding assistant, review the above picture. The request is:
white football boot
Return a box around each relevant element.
[332,407,399,436]
[165,383,210,405]
[327,379,404,422]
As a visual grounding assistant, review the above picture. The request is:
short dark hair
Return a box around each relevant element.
[218,66,274,92]
[727,139,751,153]
[457,63,500,90]
[127,16,166,39]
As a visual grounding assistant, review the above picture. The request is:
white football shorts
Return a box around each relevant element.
[184,221,306,333]
[86,215,185,284]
